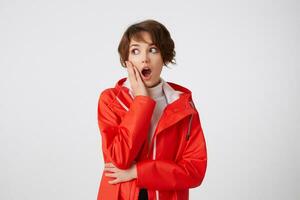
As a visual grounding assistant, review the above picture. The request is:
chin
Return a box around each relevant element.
[145,80,160,88]
[145,83,153,88]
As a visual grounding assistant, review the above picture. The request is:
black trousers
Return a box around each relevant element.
[138,188,148,200]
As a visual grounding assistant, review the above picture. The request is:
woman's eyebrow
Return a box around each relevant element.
[129,43,155,48]
[129,44,140,47]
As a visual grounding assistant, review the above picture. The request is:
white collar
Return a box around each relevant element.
[147,79,164,99]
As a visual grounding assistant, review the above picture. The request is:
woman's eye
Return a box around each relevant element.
[130,47,158,55]
[150,47,159,53]
[131,49,140,55]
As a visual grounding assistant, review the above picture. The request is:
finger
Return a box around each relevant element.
[105,163,115,168]
[104,167,118,173]
[126,61,138,88]
[126,61,134,77]
[126,61,137,83]
[108,178,120,184]
[133,66,143,84]
[104,173,118,178]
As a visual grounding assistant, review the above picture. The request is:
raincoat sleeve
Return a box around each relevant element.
[98,90,156,169]
[136,111,207,190]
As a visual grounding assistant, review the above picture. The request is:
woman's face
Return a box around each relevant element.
[127,31,164,88]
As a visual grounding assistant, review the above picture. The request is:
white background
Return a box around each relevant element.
[0,0,299,199]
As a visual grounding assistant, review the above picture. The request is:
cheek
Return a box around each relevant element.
[151,62,163,76]
[152,57,164,71]
[154,66,163,75]
[128,55,140,64]
[152,54,163,63]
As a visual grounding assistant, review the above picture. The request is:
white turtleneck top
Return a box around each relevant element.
[146,79,168,144]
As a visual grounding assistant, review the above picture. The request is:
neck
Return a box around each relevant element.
[147,79,164,99]
[147,79,161,88]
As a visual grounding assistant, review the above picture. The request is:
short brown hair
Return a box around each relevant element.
[118,19,176,68]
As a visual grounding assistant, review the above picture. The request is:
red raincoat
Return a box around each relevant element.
[97,78,207,200]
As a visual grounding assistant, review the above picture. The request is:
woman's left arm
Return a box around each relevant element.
[104,111,207,190]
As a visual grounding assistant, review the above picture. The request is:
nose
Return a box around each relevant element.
[141,51,150,64]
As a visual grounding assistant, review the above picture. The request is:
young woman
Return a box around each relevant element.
[97,19,207,200]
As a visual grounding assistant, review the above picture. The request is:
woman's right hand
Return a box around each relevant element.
[126,61,148,97]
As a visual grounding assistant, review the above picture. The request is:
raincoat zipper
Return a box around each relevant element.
[116,95,195,200]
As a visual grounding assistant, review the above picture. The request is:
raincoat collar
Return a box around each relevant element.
[114,77,196,113]
[114,77,197,135]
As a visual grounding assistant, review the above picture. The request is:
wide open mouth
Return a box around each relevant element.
[141,67,152,78]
